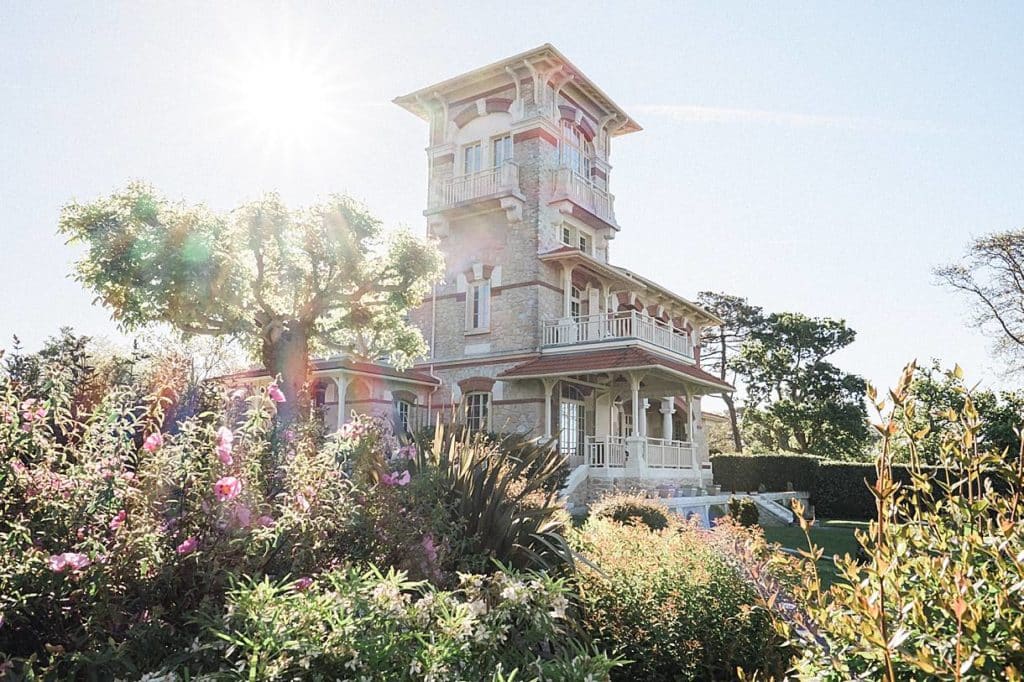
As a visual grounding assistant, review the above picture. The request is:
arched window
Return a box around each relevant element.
[465,392,491,433]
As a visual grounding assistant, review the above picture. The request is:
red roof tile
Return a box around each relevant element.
[498,347,733,391]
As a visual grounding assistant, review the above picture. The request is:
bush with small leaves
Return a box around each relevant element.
[590,493,671,531]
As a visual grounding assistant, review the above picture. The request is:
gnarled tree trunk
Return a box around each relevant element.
[260,318,311,425]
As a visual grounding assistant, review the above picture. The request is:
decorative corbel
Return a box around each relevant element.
[500,197,524,223]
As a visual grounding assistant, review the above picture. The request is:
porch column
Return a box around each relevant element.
[334,375,350,431]
[660,397,675,441]
[628,373,641,435]
[542,378,557,439]
[638,399,649,437]
[684,387,694,442]
[561,265,574,319]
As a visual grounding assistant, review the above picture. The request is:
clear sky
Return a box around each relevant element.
[2,1,1023,397]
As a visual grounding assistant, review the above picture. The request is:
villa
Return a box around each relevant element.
[235,45,733,501]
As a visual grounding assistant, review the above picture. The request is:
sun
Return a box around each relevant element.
[222,43,342,154]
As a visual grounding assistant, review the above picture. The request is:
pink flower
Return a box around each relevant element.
[380,470,411,487]
[232,504,251,528]
[48,552,90,573]
[295,492,310,513]
[295,576,313,590]
[214,476,242,502]
[109,510,126,531]
[267,383,286,403]
[421,534,438,564]
[142,432,163,452]
[20,399,47,423]
[176,536,198,555]
[257,515,275,527]
[9,460,26,475]
[216,426,234,465]
[398,444,418,460]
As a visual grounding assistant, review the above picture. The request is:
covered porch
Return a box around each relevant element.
[499,347,732,482]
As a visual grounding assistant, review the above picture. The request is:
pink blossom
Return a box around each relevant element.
[9,460,26,475]
[421,534,438,564]
[143,432,163,452]
[20,399,47,423]
[295,576,313,590]
[121,471,135,481]
[215,427,234,465]
[176,536,198,555]
[232,504,252,528]
[295,492,310,513]
[380,470,411,487]
[257,515,275,527]
[267,383,286,403]
[214,476,242,502]
[109,510,126,531]
[48,552,90,573]
[398,444,418,460]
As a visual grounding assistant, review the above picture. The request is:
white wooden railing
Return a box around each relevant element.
[541,310,694,360]
[552,167,616,224]
[645,437,698,470]
[432,162,519,209]
[585,435,627,468]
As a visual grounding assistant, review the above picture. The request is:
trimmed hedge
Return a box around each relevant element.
[710,454,1004,521]
[711,454,821,494]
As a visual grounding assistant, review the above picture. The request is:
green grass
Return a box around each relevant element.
[762,520,863,587]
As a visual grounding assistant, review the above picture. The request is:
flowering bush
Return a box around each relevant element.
[572,516,786,681]
[773,363,1024,680]
[202,567,621,680]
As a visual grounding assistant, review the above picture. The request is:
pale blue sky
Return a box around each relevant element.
[2,2,1023,396]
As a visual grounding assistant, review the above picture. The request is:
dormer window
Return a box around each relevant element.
[561,225,572,246]
[578,233,590,254]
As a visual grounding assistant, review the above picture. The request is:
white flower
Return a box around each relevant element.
[466,598,488,617]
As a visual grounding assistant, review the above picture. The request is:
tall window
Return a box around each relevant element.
[578,233,590,254]
[570,285,582,321]
[465,392,490,433]
[560,121,592,177]
[559,384,586,459]
[396,400,412,434]
[463,142,482,173]
[492,135,512,166]
[561,225,572,246]
[467,279,490,332]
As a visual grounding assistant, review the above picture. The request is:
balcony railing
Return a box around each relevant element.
[430,161,519,210]
[645,438,698,469]
[584,435,697,470]
[541,310,694,360]
[552,167,616,224]
[585,435,627,468]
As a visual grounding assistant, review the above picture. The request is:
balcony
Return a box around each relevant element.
[541,310,695,361]
[428,161,522,214]
[551,167,617,227]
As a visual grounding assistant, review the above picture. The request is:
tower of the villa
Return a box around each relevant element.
[394,44,644,433]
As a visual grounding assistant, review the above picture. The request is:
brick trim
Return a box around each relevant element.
[391,390,418,404]
[513,127,558,147]
[558,104,577,122]
[578,118,596,141]
[424,279,562,303]
[453,104,479,128]
[458,376,496,394]
[485,97,512,113]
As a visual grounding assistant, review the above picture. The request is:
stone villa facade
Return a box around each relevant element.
[235,45,733,496]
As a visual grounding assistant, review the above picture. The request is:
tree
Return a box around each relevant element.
[697,292,765,451]
[60,183,443,423]
[936,230,1024,367]
[734,312,869,459]
[893,360,1024,464]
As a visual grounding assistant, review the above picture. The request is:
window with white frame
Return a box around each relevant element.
[560,120,592,177]
[463,142,482,174]
[578,233,590,254]
[492,135,512,167]
[396,399,412,434]
[570,285,582,321]
[465,392,490,433]
[559,384,586,460]
[561,225,572,246]
[466,279,491,332]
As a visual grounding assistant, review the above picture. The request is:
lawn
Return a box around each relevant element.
[762,519,864,587]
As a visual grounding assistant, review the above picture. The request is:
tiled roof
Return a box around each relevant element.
[498,347,733,391]
[216,358,440,386]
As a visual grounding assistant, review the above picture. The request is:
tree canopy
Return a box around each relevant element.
[735,312,869,459]
[60,183,443,420]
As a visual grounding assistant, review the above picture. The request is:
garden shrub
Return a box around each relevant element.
[590,493,671,531]
[572,516,786,681]
[711,453,820,493]
[770,362,1024,680]
[727,497,760,527]
[202,567,620,681]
